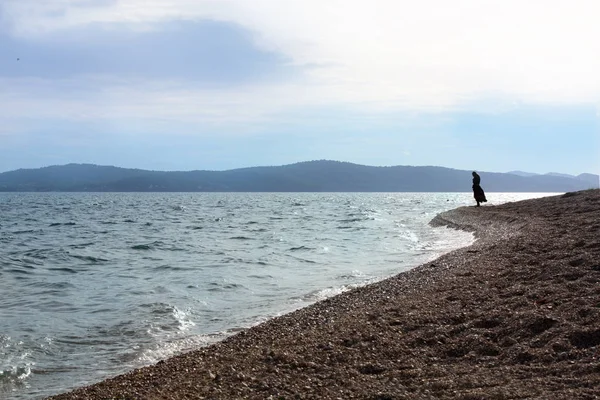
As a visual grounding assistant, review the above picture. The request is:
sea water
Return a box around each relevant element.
[0,192,554,399]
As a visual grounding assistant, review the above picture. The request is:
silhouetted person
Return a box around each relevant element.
[472,171,487,206]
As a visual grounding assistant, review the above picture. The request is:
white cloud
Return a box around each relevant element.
[0,76,336,130]
[2,0,599,118]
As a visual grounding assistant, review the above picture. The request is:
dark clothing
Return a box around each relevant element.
[472,172,487,203]
[473,184,487,203]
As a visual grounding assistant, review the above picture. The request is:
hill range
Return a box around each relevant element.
[0,161,597,192]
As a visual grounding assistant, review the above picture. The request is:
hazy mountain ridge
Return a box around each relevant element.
[0,161,597,192]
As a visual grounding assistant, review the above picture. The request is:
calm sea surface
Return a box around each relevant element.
[0,192,554,399]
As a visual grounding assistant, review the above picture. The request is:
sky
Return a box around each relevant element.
[0,0,599,175]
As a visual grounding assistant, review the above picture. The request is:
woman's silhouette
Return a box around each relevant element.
[472,171,487,206]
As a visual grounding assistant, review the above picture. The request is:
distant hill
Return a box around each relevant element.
[545,172,575,179]
[507,170,539,177]
[0,161,598,192]
[576,173,600,188]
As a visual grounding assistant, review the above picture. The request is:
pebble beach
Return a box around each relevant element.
[50,189,600,399]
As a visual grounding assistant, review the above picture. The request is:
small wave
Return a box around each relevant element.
[29,365,77,375]
[229,236,253,240]
[47,267,78,274]
[288,246,314,251]
[49,222,76,227]
[134,333,220,366]
[339,218,367,223]
[138,303,196,335]
[165,246,186,252]
[337,270,367,279]
[140,302,174,315]
[54,336,116,346]
[248,273,274,279]
[5,256,42,267]
[67,242,95,249]
[0,365,31,383]
[397,230,419,242]
[153,264,191,272]
[221,257,244,264]
[131,241,162,250]
[172,308,195,331]
[287,255,317,264]
[6,268,34,275]
[207,281,246,292]
[123,219,136,223]
[21,249,54,260]
[300,286,351,302]
[70,254,109,263]
[11,229,39,235]
[337,226,367,230]
[131,244,152,250]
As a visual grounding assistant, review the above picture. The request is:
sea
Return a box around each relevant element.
[0,192,554,399]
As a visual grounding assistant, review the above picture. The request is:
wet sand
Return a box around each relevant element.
[50,190,600,399]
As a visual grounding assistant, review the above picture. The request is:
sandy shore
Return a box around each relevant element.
[50,190,600,399]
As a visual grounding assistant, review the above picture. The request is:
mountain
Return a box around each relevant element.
[507,170,539,177]
[546,172,575,179]
[0,161,598,192]
[577,173,600,188]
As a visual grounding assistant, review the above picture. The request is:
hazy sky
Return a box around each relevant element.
[1,0,599,175]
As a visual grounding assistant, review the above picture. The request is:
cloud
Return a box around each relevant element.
[1,19,297,83]
[0,0,599,127]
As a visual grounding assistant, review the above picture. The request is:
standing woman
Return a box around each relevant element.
[472,171,487,206]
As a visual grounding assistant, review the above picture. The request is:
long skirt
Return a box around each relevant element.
[473,184,487,203]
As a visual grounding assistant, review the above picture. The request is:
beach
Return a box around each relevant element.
[49,190,600,399]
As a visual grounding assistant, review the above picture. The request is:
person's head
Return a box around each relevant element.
[472,171,477,176]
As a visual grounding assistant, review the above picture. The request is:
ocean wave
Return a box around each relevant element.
[0,365,32,385]
[288,246,314,251]
[47,267,78,274]
[70,254,109,264]
[134,333,220,366]
[337,269,368,280]
[339,217,369,223]
[207,281,246,292]
[152,264,193,272]
[10,229,41,235]
[299,286,351,302]
[131,241,163,250]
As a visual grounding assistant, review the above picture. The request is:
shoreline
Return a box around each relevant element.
[49,190,600,399]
